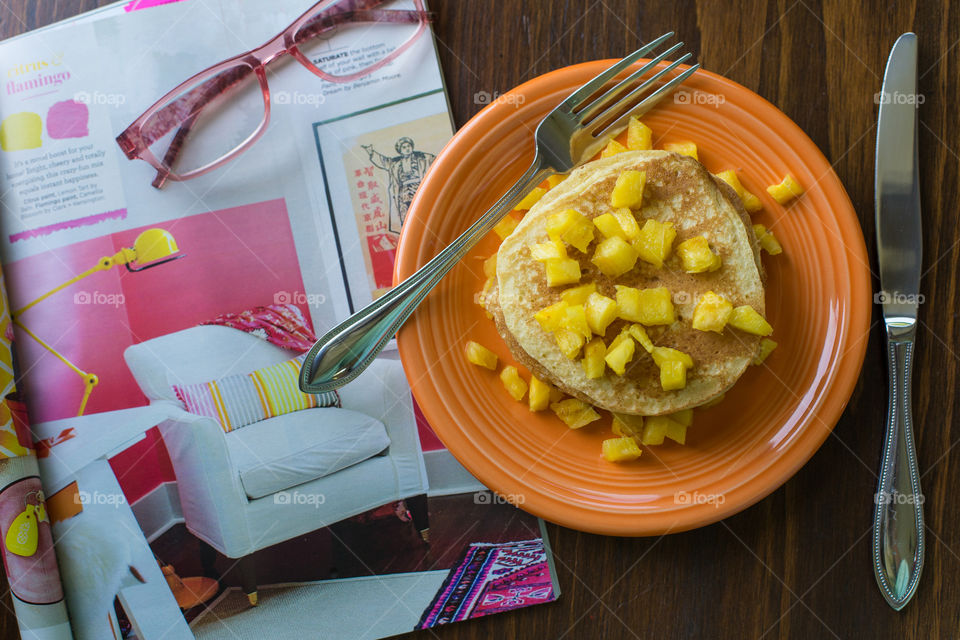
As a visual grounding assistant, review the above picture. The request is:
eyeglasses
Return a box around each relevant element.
[116,0,430,188]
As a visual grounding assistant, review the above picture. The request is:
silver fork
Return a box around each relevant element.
[300,34,699,393]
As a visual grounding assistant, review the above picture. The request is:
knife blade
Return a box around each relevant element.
[872,31,924,611]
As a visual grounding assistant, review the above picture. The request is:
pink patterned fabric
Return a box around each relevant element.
[202,303,316,352]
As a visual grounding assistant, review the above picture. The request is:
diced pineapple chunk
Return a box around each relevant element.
[554,329,585,359]
[753,224,783,255]
[741,190,763,212]
[534,300,569,332]
[591,236,639,277]
[691,291,733,333]
[545,258,581,286]
[715,169,763,213]
[499,365,528,401]
[642,415,686,445]
[610,170,647,209]
[561,304,592,339]
[530,240,567,262]
[659,359,687,390]
[753,338,778,365]
[493,215,518,239]
[612,208,641,240]
[593,213,629,240]
[669,409,694,427]
[561,283,597,306]
[611,412,644,438]
[602,436,643,462]
[615,285,675,326]
[604,337,635,375]
[546,209,594,252]
[626,324,654,352]
[626,116,653,151]
[464,340,498,370]
[515,187,547,211]
[582,337,607,379]
[676,236,722,273]
[766,174,803,204]
[633,219,676,268]
[482,254,498,278]
[663,140,698,160]
[547,174,566,188]
[528,375,552,411]
[651,346,694,369]
[550,399,601,429]
[728,305,773,336]
[585,292,618,336]
[549,386,565,403]
[601,139,628,158]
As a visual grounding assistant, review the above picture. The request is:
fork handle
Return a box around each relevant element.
[299,156,552,393]
[872,322,924,610]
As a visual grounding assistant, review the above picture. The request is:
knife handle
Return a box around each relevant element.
[872,324,924,610]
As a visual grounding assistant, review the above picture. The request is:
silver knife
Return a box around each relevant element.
[872,31,924,611]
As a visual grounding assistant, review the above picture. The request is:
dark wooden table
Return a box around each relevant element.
[1,1,956,638]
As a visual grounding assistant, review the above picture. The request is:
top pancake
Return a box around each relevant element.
[494,150,765,415]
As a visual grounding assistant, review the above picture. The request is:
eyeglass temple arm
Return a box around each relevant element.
[151,114,197,189]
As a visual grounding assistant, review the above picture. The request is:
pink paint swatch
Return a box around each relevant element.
[46,100,88,140]
[124,0,188,11]
[9,208,127,243]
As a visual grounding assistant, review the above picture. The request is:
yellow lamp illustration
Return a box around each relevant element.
[11,229,184,415]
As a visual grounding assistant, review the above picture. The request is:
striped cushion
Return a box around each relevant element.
[172,354,339,432]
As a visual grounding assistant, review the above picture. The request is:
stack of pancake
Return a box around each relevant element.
[486,150,766,416]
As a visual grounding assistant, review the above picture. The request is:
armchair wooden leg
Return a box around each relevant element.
[198,539,220,580]
[407,494,430,544]
[237,555,258,606]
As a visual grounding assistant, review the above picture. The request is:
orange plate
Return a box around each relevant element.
[395,62,871,536]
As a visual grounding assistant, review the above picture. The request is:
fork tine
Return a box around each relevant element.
[558,32,674,112]
[576,41,685,122]
[591,61,700,142]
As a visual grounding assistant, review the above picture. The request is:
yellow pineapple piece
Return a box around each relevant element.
[669,409,694,427]
[651,346,694,368]
[601,138,628,158]
[615,285,675,326]
[728,305,773,336]
[499,365,528,401]
[753,224,783,255]
[528,375,552,411]
[585,292,618,336]
[633,219,676,268]
[593,213,629,240]
[493,215,518,239]
[612,208,641,240]
[604,337,635,375]
[550,398,601,429]
[626,116,653,151]
[626,324,654,352]
[561,304,592,339]
[547,174,565,188]
[515,186,547,211]
[610,170,647,209]
[676,236,722,273]
[663,140,698,160]
[642,415,686,445]
[611,412,644,438]
[766,174,803,204]
[659,359,688,390]
[591,236,639,278]
[464,340,498,370]
[561,283,597,306]
[741,190,763,212]
[602,436,643,462]
[547,209,594,252]
[753,338,778,365]
[691,291,733,333]
[545,257,581,286]
[534,300,569,332]
[554,329,585,359]
[549,386,565,404]
[530,240,567,262]
[582,337,607,379]
[715,169,744,198]
[482,254,498,278]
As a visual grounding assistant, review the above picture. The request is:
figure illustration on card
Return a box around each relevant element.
[361,137,435,233]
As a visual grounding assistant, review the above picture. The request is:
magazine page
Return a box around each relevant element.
[0,1,559,638]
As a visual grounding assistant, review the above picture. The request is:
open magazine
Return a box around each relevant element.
[0,1,560,638]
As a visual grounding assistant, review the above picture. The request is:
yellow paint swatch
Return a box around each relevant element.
[0,112,42,151]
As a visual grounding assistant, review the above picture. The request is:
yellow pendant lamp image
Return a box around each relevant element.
[5,503,38,557]
[11,228,185,415]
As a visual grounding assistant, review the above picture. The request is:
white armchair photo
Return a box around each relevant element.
[123,325,429,606]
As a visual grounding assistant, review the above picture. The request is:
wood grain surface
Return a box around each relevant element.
[0,1,956,639]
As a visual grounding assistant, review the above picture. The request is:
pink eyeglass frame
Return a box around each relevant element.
[116,0,430,187]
